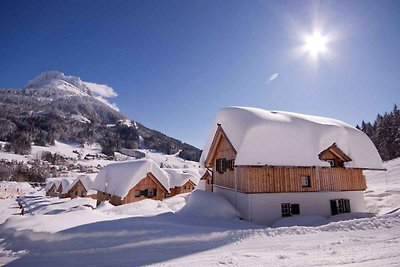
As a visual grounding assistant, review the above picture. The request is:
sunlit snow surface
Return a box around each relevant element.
[0,160,399,266]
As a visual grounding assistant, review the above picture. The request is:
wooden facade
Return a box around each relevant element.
[96,172,168,206]
[205,125,367,194]
[214,166,366,193]
[47,184,58,197]
[168,180,196,196]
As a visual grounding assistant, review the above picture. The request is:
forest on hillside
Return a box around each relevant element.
[357,104,400,161]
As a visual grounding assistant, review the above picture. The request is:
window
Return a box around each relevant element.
[147,188,156,198]
[216,158,227,173]
[281,203,301,217]
[330,199,351,215]
[301,176,311,187]
[326,159,336,167]
[135,190,140,197]
[227,159,235,170]
[281,203,291,217]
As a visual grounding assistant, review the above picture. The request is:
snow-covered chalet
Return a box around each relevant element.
[92,159,200,206]
[200,107,384,225]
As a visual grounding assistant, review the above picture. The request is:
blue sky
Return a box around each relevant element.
[1,0,399,148]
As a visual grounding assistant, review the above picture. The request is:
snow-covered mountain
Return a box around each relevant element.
[0,71,201,161]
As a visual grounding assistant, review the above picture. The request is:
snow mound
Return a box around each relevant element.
[200,107,383,169]
[272,215,329,228]
[92,159,170,198]
[177,190,239,219]
[98,199,172,217]
[329,212,375,222]
[162,193,190,212]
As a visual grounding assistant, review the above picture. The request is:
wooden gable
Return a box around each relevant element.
[147,172,169,193]
[68,180,86,195]
[201,170,212,180]
[205,124,237,168]
[318,143,352,167]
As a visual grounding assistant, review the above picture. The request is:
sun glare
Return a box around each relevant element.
[303,32,328,57]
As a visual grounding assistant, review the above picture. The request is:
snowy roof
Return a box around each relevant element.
[45,182,54,192]
[164,169,200,188]
[92,159,171,198]
[60,179,72,194]
[67,175,97,195]
[200,107,383,169]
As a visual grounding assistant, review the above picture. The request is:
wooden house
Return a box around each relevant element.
[67,175,97,199]
[59,179,72,198]
[92,159,171,206]
[164,169,200,197]
[200,107,385,225]
[46,181,61,197]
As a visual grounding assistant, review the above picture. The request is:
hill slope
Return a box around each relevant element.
[0,71,201,161]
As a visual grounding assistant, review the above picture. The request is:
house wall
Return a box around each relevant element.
[169,181,195,196]
[123,173,166,204]
[214,186,366,226]
[96,191,112,206]
[211,134,237,190]
[214,166,366,193]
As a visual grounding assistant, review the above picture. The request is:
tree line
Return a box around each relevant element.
[357,104,400,161]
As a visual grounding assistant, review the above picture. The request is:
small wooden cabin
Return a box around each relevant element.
[200,107,385,225]
[169,180,196,196]
[164,168,200,197]
[47,181,61,197]
[92,159,171,206]
[67,175,97,199]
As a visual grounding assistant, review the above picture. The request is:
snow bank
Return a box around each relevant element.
[200,107,383,169]
[98,199,172,217]
[177,190,239,219]
[92,159,170,197]
[329,212,375,222]
[272,215,329,228]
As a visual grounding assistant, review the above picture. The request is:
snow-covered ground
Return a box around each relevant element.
[0,140,199,170]
[0,159,399,266]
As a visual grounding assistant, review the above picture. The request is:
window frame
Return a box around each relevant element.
[147,188,155,198]
[281,203,301,217]
[281,203,291,217]
[216,158,227,173]
[301,175,311,187]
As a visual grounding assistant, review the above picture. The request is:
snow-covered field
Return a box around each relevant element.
[0,160,399,266]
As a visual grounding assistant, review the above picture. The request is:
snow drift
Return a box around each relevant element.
[177,190,239,219]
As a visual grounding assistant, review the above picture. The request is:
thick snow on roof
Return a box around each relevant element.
[92,159,170,198]
[200,107,383,169]
[60,179,72,194]
[164,169,201,188]
[45,181,54,192]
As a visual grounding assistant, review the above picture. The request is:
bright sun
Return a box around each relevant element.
[303,32,328,57]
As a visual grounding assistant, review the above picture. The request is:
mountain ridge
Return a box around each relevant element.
[0,71,201,161]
